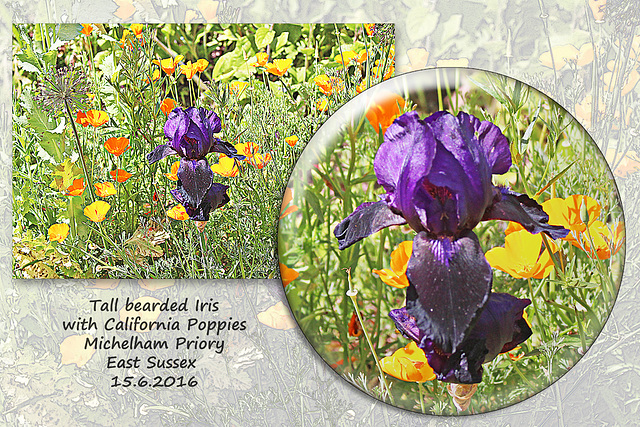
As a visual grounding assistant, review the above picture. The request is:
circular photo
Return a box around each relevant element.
[277,68,624,415]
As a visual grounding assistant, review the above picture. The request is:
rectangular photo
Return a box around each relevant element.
[12,23,395,279]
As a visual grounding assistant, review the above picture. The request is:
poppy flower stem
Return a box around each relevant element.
[528,277,548,342]
[346,269,395,405]
[417,382,427,413]
[506,354,535,388]
[64,100,96,203]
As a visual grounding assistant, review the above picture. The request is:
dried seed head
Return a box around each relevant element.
[34,65,90,114]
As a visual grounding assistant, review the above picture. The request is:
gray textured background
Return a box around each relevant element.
[4,0,639,425]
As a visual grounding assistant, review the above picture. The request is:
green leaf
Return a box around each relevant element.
[56,23,82,41]
[50,159,83,191]
[274,32,289,52]
[27,109,67,162]
[274,24,303,44]
[534,161,575,197]
[27,107,55,133]
[255,27,275,49]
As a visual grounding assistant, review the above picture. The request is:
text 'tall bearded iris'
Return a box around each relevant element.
[334,110,569,380]
[147,107,243,220]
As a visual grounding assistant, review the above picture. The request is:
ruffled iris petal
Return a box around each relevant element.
[147,144,178,164]
[333,201,406,250]
[390,293,532,384]
[171,181,229,221]
[406,230,492,353]
[483,187,570,239]
[374,111,435,230]
[177,159,213,208]
[164,108,190,156]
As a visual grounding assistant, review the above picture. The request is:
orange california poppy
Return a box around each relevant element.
[48,223,70,243]
[251,52,269,67]
[285,135,298,147]
[229,81,249,97]
[588,0,606,22]
[167,204,189,220]
[356,49,367,63]
[75,111,90,127]
[364,24,376,36]
[110,169,133,183]
[334,51,357,65]
[250,152,272,169]
[365,92,405,134]
[578,220,625,260]
[316,97,329,112]
[542,195,601,247]
[211,154,239,177]
[195,58,209,73]
[372,240,413,288]
[265,59,292,76]
[485,230,557,279]
[279,187,299,220]
[81,24,93,36]
[406,47,430,70]
[180,61,198,79]
[234,141,261,159]
[104,137,130,156]
[165,161,180,181]
[130,23,144,36]
[84,200,111,222]
[65,178,86,196]
[153,55,184,74]
[313,74,344,96]
[279,262,299,287]
[94,182,116,197]
[85,110,109,127]
[160,98,176,116]
[348,312,363,337]
[380,341,436,382]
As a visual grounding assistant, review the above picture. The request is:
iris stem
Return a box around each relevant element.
[345,269,395,405]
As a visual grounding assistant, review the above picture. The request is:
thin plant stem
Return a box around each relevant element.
[64,100,96,202]
[528,277,548,342]
[346,269,395,405]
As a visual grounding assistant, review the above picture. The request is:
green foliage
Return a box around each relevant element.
[12,23,395,279]
[278,69,624,415]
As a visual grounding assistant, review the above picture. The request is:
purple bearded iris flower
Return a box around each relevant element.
[147,107,244,219]
[390,292,532,384]
[334,110,568,356]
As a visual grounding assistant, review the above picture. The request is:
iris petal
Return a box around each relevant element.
[374,111,435,213]
[406,230,492,353]
[147,144,178,164]
[333,201,406,250]
[483,187,570,239]
[164,108,190,156]
[390,293,532,384]
[171,182,229,221]
[177,159,213,207]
